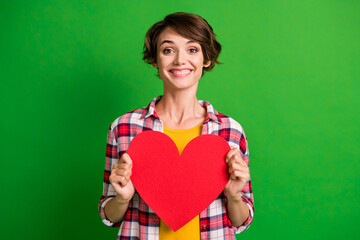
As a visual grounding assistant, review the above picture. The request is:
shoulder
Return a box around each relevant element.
[215,111,249,154]
[202,99,245,135]
[108,107,147,133]
[217,112,246,136]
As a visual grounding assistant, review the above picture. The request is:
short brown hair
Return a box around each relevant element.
[143,12,222,73]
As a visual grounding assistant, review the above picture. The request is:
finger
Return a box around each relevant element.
[112,162,132,171]
[229,164,249,176]
[230,172,238,180]
[227,147,246,159]
[116,162,132,171]
[229,169,241,180]
[233,146,245,155]
[229,155,248,170]
[114,169,132,181]
[225,148,240,163]
[227,152,243,166]
[113,168,128,177]
[228,162,246,174]
[111,175,129,188]
[230,169,250,181]
[111,165,119,176]
[119,153,133,166]
[119,176,128,188]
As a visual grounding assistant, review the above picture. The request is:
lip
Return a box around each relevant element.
[168,68,193,78]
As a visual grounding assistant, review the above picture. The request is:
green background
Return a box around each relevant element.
[1,0,359,239]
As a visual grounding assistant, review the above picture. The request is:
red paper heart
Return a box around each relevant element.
[127,131,230,231]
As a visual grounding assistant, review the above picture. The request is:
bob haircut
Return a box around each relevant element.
[143,12,222,73]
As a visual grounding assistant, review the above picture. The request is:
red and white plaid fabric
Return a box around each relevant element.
[99,96,254,240]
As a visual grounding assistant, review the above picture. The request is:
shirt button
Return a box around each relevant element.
[202,225,207,230]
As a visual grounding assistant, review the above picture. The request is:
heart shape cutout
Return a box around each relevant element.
[128,131,230,231]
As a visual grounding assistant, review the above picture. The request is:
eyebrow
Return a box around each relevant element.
[159,40,195,47]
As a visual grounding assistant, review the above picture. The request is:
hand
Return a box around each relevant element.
[224,147,250,201]
[109,153,135,203]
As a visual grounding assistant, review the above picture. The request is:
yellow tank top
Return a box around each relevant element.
[159,122,203,240]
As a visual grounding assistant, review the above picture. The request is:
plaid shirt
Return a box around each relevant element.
[99,96,254,240]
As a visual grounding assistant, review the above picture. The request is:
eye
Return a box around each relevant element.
[189,48,198,53]
[162,48,174,54]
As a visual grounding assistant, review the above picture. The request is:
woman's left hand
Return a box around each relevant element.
[224,147,250,201]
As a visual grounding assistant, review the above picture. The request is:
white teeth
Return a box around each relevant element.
[171,70,191,75]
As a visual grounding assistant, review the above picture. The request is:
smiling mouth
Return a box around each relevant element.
[169,69,192,77]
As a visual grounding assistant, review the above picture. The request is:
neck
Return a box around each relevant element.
[155,91,205,126]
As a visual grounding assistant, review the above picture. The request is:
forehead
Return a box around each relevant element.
[157,27,197,46]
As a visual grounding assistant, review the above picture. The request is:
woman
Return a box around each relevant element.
[99,12,254,240]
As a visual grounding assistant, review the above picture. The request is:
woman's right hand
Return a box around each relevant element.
[109,153,135,203]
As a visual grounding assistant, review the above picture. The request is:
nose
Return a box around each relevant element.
[174,50,186,65]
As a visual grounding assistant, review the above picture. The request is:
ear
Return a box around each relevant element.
[151,60,158,68]
[204,60,211,68]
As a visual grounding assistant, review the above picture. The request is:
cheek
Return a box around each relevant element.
[157,56,172,69]
[194,55,206,66]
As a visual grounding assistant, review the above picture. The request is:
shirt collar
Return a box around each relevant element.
[140,96,222,124]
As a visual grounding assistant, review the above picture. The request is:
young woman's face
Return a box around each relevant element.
[152,27,210,91]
